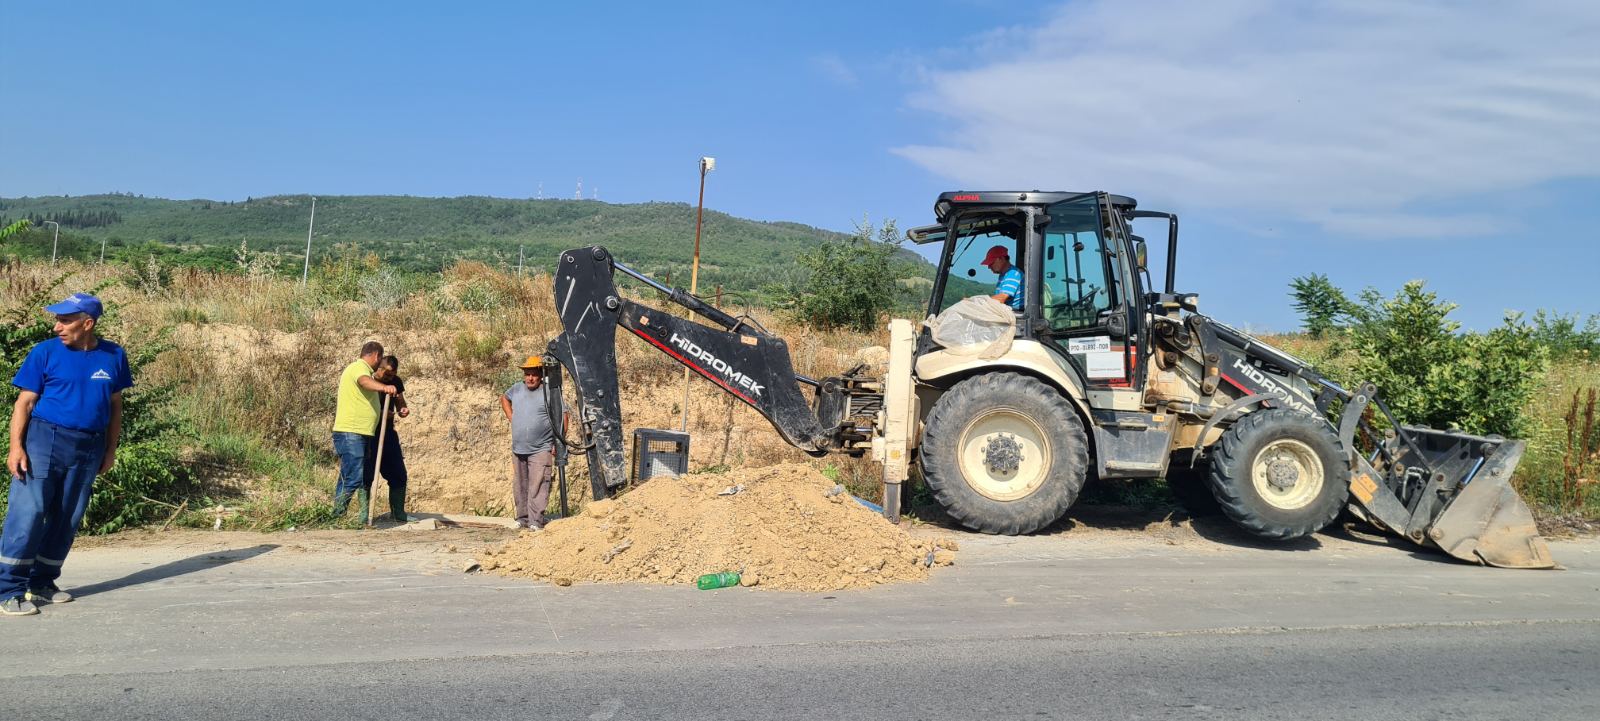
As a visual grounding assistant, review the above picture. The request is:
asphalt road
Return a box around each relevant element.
[3,526,1597,720]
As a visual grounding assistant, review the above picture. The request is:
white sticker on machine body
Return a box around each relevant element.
[1066,336,1112,354]
[1085,351,1124,379]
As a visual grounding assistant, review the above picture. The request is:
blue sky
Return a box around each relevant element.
[2,0,1595,330]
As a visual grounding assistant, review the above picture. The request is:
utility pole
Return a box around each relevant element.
[43,221,60,264]
[680,156,716,431]
[99,236,106,264]
[688,157,714,296]
[518,245,525,277]
[301,196,317,287]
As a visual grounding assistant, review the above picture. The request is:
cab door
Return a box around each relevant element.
[1037,194,1168,477]
[1038,193,1134,386]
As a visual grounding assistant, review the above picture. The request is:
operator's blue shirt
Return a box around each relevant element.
[994,267,1024,310]
[11,337,133,433]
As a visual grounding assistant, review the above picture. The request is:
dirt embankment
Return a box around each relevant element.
[175,323,863,516]
[480,464,956,592]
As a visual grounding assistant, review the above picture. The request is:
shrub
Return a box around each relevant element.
[457,281,503,313]
[358,267,407,310]
[164,304,210,325]
[82,355,189,534]
[1530,310,1599,359]
[453,328,507,382]
[770,217,909,332]
[1339,280,1546,437]
[131,254,168,296]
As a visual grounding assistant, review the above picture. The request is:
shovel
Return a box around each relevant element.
[368,394,392,528]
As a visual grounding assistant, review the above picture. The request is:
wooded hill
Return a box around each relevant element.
[0,194,928,292]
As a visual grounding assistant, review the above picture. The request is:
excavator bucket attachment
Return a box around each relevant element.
[1346,422,1556,569]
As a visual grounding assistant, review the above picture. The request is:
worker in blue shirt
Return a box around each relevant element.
[2,293,132,617]
[984,245,1024,310]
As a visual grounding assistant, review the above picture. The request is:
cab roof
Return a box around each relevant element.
[934,191,1138,222]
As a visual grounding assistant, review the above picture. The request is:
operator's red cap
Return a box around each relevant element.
[982,245,1010,265]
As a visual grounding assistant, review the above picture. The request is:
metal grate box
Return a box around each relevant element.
[632,428,690,482]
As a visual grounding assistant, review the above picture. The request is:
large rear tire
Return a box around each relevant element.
[1206,408,1349,540]
[920,373,1089,535]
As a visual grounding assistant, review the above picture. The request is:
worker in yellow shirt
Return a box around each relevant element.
[331,341,397,523]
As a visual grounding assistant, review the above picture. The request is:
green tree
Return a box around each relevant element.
[771,217,907,332]
[1288,273,1353,337]
[1528,310,1599,358]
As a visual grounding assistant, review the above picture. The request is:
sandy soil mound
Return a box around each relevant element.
[480,464,955,591]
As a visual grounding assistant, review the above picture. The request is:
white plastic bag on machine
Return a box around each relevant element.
[928,296,1016,360]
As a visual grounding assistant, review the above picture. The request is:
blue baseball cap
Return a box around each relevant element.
[45,292,104,320]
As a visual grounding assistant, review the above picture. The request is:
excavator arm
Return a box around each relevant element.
[544,246,840,500]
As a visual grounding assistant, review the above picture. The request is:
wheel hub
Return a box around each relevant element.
[981,433,1024,475]
[957,408,1051,502]
[1266,455,1301,490]
[1250,438,1326,511]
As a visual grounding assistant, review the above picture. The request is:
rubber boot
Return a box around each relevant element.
[356,488,371,526]
[332,490,352,519]
[389,486,408,523]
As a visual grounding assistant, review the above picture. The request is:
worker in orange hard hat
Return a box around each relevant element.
[500,356,565,530]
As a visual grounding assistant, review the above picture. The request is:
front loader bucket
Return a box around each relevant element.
[1426,443,1555,569]
[1366,428,1557,569]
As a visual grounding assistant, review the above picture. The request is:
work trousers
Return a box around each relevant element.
[331,431,375,510]
[375,425,407,491]
[0,418,105,600]
[512,449,554,528]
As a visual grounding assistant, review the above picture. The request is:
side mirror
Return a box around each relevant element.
[1105,311,1128,339]
[1133,239,1148,270]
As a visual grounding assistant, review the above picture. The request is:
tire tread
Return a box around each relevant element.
[1205,408,1350,540]
[920,373,1088,535]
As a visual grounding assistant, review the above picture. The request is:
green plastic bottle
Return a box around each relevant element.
[696,571,741,590]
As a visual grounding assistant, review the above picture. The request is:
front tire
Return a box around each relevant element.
[1206,408,1349,540]
[920,373,1089,535]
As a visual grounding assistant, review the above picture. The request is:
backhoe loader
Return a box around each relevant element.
[542,190,1555,569]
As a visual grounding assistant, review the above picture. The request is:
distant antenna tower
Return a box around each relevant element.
[536,182,543,200]
[592,186,599,201]
[575,178,583,200]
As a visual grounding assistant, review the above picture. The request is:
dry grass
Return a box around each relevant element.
[1,258,888,528]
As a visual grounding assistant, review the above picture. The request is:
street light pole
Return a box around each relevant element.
[43,221,60,265]
[100,236,107,264]
[681,157,715,432]
[301,196,317,288]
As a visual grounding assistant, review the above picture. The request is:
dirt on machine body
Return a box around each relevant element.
[541,190,1554,569]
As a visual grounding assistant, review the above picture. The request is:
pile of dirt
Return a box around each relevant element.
[479,464,956,591]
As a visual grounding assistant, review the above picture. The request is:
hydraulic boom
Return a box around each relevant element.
[545,246,846,499]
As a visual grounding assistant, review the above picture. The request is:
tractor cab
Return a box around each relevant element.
[908,191,1164,390]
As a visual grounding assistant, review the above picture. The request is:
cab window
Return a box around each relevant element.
[937,217,1022,314]
[1041,198,1115,332]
